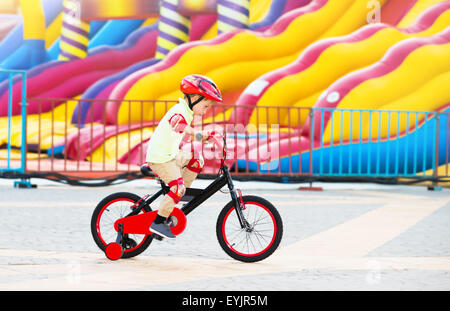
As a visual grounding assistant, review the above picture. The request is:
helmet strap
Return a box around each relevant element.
[186,94,204,110]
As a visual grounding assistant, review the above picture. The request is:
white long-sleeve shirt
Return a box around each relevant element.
[146,98,194,163]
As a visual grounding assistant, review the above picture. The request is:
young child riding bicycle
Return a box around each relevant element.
[146,74,223,239]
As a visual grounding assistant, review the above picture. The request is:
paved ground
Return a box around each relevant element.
[0,178,449,291]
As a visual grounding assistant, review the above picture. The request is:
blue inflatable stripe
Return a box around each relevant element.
[0,0,62,63]
[239,109,450,176]
[88,19,145,51]
[249,0,287,30]
[0,40,50,82]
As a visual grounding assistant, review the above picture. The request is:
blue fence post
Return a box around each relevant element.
[7,72,12,169]
[0,69,33,188]
[310,108,315,176]
[14,71,33,188]
[413,112,419,175]
[429,111,442,191]
[319,108,324,175]
[339,109,344,175]
[404,112,410,176]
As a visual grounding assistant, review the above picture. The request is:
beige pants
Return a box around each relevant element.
[148,151,203,218]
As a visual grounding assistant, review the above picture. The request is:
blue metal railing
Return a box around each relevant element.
[249,105,448,186]
[1,95,448,188]
[0,69,30,187]
[309,107,446,179]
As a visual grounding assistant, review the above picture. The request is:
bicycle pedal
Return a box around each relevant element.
[167,216,178,227]
[153,234,164,241]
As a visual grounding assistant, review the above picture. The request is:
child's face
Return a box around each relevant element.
[192,98,215,116]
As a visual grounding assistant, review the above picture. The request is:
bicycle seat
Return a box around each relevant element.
[140,163,158,177]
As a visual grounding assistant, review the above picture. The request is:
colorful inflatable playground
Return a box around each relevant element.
[0,0,449,181]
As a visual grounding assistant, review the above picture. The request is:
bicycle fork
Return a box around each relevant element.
[225,170,249,230]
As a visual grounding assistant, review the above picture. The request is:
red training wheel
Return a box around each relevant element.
[105,242,123,260]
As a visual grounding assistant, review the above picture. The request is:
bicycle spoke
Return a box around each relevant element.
[251,229,267,248]
[252,211,270,226]
[223,202,277,256]
[226,227,246,243]
[231,232,249,249]
[247,232,257,253]
[253,230,272,242]
[97,199,146,247]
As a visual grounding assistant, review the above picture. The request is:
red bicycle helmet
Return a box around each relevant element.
[180,74,223,108]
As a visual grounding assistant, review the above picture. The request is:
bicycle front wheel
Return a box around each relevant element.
[216,195,283,262]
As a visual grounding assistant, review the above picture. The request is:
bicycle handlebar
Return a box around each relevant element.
[206,132,228,174]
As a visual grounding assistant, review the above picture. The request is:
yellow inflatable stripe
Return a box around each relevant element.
[119,0,360,125]
[0,110,80,150]
[58,55,70,61]
[319,0,388,40]
[45,13,62,49]
[97,0,136,19]
[0,149,43,160]
[248,0,271,24]
[339,42,450,111]
[201,23,218,40]
[323,43,450,142]
[61,27,90,46]
[155,51,166,59]
[216,21,239,33]
[20,0,45,40]
[59,40,88,58]
[397,0,447,28]
[158,22,190,42]
[283,91,323,127]
[156,37,181,51]
[202,108,235,124]
[244,0,385,127]
[141,17,158,27]
[260,9,450,127]
[88,128,154,163]
[378,70,450,112]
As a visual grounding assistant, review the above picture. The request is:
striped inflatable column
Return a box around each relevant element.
[155,0,191,59]
[58,0,90,61]
[217,0,250,34]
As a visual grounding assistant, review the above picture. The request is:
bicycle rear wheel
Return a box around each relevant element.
[90,192,153,259]
[216,195,283,262]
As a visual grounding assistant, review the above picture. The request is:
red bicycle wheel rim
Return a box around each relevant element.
[96,198,148,254]
[221,201,277,258]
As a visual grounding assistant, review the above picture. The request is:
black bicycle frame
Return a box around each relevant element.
[130,165,247,228]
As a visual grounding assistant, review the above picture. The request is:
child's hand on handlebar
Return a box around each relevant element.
[185,126,223,149]
[205,132,224,155]
[193,130,221,143]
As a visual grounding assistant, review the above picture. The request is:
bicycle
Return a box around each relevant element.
[90,133,283,263]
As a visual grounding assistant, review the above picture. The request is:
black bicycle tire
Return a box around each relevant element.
[216,195,283,262]
[90,192,154,259]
